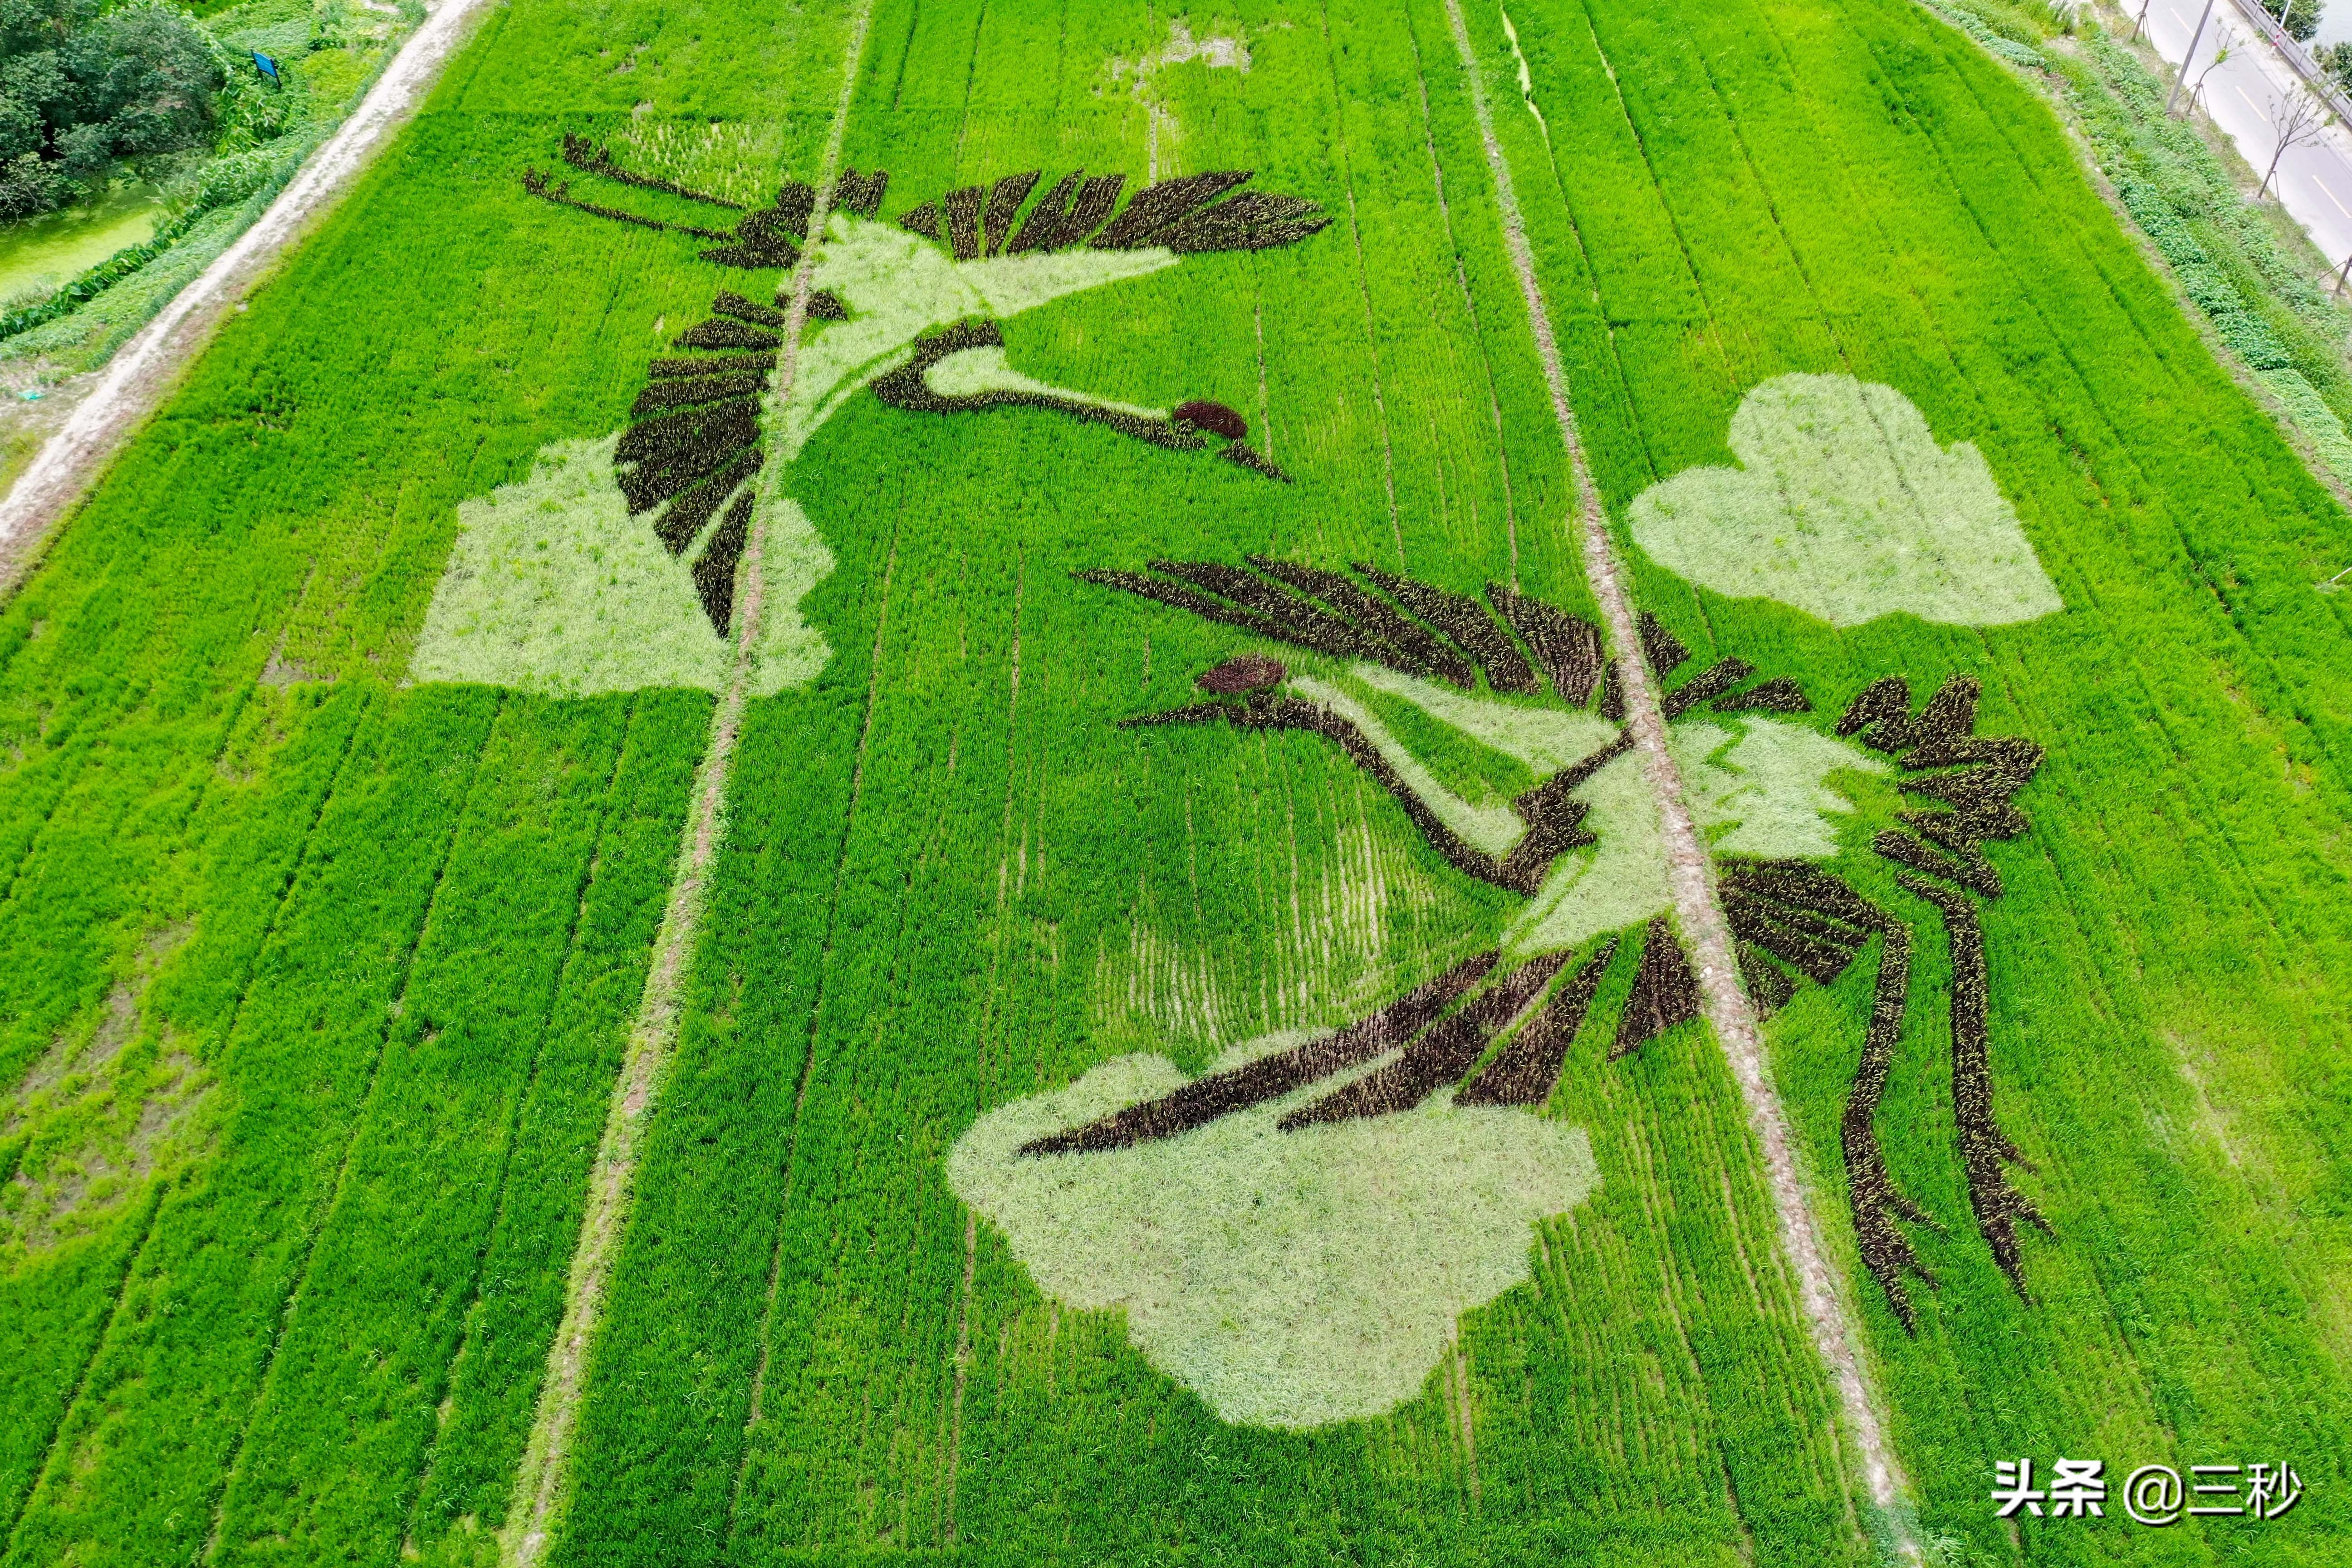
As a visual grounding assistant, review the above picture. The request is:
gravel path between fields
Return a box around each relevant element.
[0,0,501,593]
[1438,3,1922,1561]
[497,6,877,1563]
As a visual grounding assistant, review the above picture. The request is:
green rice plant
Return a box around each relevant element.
[0,0,414,361]
[548,8,1862,1566]
[4,0,2352,1564]
[1474,0,2352,1558]
[198,696,632,1563]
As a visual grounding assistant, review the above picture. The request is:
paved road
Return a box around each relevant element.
[2138,0,2352,276]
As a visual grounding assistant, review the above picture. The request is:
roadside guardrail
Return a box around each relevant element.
[2224,0,2352,128]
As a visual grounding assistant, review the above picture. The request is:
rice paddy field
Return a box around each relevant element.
[0,0,2348,1564]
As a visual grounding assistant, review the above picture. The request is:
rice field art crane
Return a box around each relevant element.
[414,142,1323,696]
[1041,555,2052,1334]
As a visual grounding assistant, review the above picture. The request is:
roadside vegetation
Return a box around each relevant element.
[0,0,235,221]
[1928,0,2352,500]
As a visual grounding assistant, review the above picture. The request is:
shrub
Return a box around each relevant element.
[2049,35,2352,487]
[0,146,66,217]
[164,141,276,217]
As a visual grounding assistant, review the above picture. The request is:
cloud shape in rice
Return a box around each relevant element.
[1628,374,2062,629]
[948,1034,1598,1430]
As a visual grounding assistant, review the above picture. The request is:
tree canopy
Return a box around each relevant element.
[0,0,222,219]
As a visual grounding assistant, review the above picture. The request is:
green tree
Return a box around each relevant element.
[0,0,222,219]
[2267,0,2325,43]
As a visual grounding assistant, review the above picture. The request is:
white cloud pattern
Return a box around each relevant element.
[1630,374,2063,629]
[949,1037,1598,1430]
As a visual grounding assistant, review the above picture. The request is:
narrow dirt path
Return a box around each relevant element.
[0,0,501,594]
[497,6,877,1563]
[1437,3,1921,1561]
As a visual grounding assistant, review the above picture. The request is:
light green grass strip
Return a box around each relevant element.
[1629,372,2062,628]
[1350,662,1616,770]
[923,344,1166,419]
[1291,673,1527,853]
[949,1034,1598,1430]
[1681,717,1890,860]
[1504,745,1669,953]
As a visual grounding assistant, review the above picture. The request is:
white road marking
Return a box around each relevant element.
[2315,173,2352,220]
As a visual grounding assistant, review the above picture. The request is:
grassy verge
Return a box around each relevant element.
[1932,0,2352,498]
[0,0,422,374]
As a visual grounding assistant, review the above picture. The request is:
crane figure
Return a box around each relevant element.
[1040,555,2049,1333]
[521,137,1323,638]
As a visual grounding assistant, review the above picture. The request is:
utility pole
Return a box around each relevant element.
[2169,0,2220,117]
